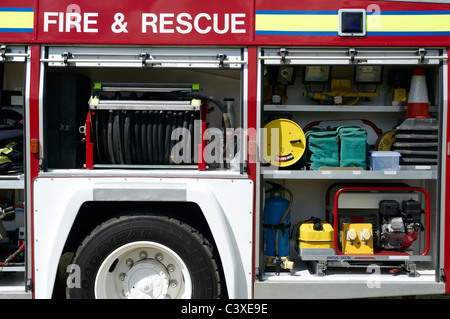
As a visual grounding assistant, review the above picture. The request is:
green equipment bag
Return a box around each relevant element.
[305,125,368,170]
[336,126,368,169]
[305,129,339,170]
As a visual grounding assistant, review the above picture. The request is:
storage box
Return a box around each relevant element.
[298,221,335,256]
[370,151,401,171]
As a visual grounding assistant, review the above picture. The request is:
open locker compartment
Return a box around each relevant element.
[0,45,28,297]
[256,47,447,298]
[42,46,246,173]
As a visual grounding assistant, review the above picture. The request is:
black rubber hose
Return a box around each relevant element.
[95,111,105,163]
[170,112,183,164]
[123,111,132,164]
[187,92,225,113]
[101,111,109,163]
[146,111,154,164]
[152,111,159,163]
[119,110,126,164]
[182,111,190,164]
[169,111,180,164]
[174,91,231,128]
[113,110,124,164]
[140,111,148,163]
[107,110,116,164]
[148,91,229,129]
[130,111,137,164]
[188,112,194,164]
[134,111,143,164]
[158,91,226,114]
[164,111,173,164]
[158,111,165,163]
[93,111,99,162]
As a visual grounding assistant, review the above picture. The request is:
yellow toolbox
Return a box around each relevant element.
[298,220,335,256]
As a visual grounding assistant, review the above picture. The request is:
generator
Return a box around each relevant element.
[85,83,215,170]
[295,184,431,276]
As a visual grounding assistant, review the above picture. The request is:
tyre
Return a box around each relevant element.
[67,214,222,299]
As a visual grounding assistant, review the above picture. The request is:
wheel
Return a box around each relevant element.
[67,214,222,299]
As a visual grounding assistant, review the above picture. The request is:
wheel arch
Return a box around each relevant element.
[53,200,227,298]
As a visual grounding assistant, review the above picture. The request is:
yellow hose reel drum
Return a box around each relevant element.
[263,118,306,167]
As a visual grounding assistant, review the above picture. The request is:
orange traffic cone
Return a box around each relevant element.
[406,66,430,118]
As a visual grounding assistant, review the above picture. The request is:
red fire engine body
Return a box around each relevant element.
[0,0,450,299]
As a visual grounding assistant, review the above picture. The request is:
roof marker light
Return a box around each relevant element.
[338,9,366,37]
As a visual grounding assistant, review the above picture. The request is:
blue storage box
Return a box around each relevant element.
[370,151,401,171]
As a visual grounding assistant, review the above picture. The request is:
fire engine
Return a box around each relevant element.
[0,0,450,299]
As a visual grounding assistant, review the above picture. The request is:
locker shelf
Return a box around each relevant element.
[262,168,437,180]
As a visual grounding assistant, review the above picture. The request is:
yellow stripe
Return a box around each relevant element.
[256,13,450,33]
[0,12,34,29]
[256,14,338,32]
[368,15,450,32]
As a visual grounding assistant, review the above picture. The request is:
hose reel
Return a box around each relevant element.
[263,116,306,167]
[88,83,212,168]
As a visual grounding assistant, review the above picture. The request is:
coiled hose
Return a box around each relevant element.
[93,90,228,165]
[95,109,195,165]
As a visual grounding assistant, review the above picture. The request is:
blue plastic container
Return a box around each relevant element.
[263,194,290,257]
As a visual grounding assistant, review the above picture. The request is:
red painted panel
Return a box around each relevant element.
[28,44,41,298]
[246,46,258,297]
[36,0,253,45]
[2,0,450,47]
[445,48,450,294]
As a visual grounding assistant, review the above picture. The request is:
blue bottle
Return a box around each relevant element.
[263,192,290,257]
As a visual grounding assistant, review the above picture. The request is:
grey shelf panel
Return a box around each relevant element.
[264,104,438,113]
[0,175,25,189]
[262,169,437,180]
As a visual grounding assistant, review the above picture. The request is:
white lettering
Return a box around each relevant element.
[66,4,80,30]
[142,13,158,33]
[66,12,82,32]
[213,13,229,34]
[44,11,246,35]
[84,13,98,33]
[194,13,211,34]
[231,13,246,33]
[176,13,192,34]
[58,12,64,32]
[44,12,58,32]
[43,11,99,33]
[160,13,174,33]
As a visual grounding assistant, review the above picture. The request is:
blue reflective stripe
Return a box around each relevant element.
[367,31,450,36]
[0,28,33,33]
[370,10,450,15]
[256,10,338,15]
[0,7,34,12]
